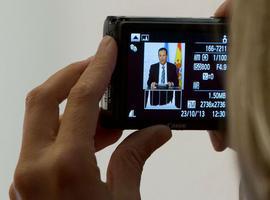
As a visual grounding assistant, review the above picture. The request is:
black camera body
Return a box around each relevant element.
[101,16,228,130]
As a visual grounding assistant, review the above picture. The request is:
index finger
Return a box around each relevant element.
[214,0,232,17]
[58,36,117,152]
[22,59,90,149]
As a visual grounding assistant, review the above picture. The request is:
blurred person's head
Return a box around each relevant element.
[229,0,270,199]
[158,48,168,65]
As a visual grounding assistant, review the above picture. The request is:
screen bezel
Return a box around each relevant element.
[111,19,227,130]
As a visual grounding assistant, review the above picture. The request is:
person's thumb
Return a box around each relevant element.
[106,125,172,200]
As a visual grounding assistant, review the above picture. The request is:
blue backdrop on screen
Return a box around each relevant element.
[143,42,186,90]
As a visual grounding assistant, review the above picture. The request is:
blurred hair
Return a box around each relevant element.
[158,48,168,55]
[229,0,270,199]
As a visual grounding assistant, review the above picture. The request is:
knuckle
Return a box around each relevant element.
[25,86,48,108]
[52,148,100,184]
[54,147,78,166]
[9,184,16,200]
[53,147,83,177]
[51,154,82,187]
[13,167,40,194]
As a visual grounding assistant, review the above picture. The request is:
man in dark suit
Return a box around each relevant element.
[147,48,179,106]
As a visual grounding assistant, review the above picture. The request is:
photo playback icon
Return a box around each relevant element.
[131,33,141,42]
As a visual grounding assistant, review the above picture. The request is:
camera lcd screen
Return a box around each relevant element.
[121,22,228,126]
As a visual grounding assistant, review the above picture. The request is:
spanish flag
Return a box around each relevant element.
[174,43,182,89]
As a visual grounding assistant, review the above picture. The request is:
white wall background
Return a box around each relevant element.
[0,0,240,199]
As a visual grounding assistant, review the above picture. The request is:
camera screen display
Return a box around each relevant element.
[123,23,227,123]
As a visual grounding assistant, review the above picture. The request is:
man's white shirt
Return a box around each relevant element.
[158,62,168,84]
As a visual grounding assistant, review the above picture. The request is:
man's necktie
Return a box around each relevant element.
[161,65,165,84]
